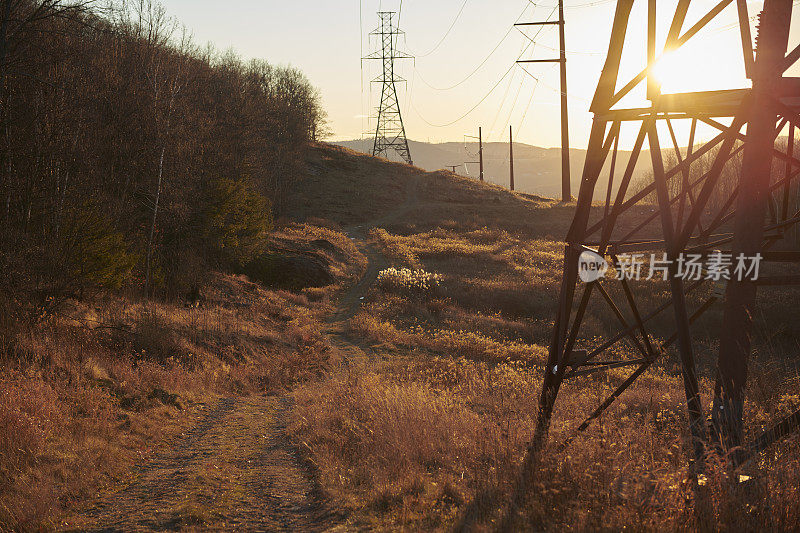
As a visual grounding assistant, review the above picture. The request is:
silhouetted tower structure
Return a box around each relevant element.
[364,11,413,165]
[500,0,800,526]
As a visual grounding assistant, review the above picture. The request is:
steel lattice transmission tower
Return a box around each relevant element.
[500,0,800,524]
[363,11,413,165]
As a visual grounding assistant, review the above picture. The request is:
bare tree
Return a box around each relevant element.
[0,0,325,308]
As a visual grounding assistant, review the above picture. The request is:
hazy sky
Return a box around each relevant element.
[155,1,793,149]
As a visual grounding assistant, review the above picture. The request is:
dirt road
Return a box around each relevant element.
[71,176,419,532]
[78,397,338,532]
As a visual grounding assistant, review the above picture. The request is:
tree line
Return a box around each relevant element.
[0,0,326,319]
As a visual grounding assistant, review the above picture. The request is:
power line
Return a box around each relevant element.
[406,0,611,75]
[490,54,526,141]
[514,24,600,55]
[411,62,518,127]
[516,77,540,134]
[499,69,527,140]
[408,0,471,58]
[489,56,523,137]
[490,7,555,139]
[489,20,549,140]
[527,0,614,9]
[405,60,416,124]
[495,76,539,167]
[412,2,537,92]
[517,64,590,102]
[410,6,555,128]
[413,26,515,91]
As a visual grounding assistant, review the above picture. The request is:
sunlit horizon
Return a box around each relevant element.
[153,1,796,150]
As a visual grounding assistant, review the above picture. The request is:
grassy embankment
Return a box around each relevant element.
[3,141,799,530]
[0,221,365,530]
[290,144,800,531]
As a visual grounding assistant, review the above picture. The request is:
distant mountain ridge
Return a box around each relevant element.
[335,138,649,200]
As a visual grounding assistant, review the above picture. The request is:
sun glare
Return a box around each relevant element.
[650,37,749,94]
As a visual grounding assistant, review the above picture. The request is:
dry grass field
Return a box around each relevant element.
[288,145,800,531]
[0,222,366,530]
[2,143,799,530]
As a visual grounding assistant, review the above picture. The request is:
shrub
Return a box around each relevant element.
[11,203,139,306]
[50,203,137,292]
[202,178,273,266]
[132,308,187,365]
[377,267,442,296]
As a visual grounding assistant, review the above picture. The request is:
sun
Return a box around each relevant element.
[650,34,749,94]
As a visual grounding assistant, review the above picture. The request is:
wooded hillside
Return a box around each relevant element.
[0,0,325,322]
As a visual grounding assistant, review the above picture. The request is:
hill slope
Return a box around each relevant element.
[14,142,800,532]
[288,143,571,235]
[335,138,650,199]
[287,143,800,531]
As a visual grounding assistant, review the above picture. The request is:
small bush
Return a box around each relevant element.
[377,267,442,296]
[133,309,185,364]
[59,204,138,291]
[371,228,421,268]
[202,178,273,265]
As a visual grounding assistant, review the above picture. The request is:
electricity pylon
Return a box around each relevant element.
[501,0,800,525]
[363,11,413,166]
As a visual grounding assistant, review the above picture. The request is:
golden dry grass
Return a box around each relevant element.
[288,144,800,531]
[0,221,365,530]
[5,142,800,531]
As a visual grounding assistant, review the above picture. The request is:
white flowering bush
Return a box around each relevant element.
[377,267,442,296]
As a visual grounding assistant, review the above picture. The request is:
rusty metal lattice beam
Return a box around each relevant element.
[497,1,800,527]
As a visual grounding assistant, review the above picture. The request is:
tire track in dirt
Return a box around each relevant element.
[70,173,420,532]
[328,173,419,325]
[78,396,340,532]
[323,174,420,366]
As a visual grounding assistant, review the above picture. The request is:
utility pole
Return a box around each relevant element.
[509,125,515,191]
[516,0,571,201]
[465,127,484,181]
[479,127,484,182]
[557,0,570,201]
[363,12,413,165]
